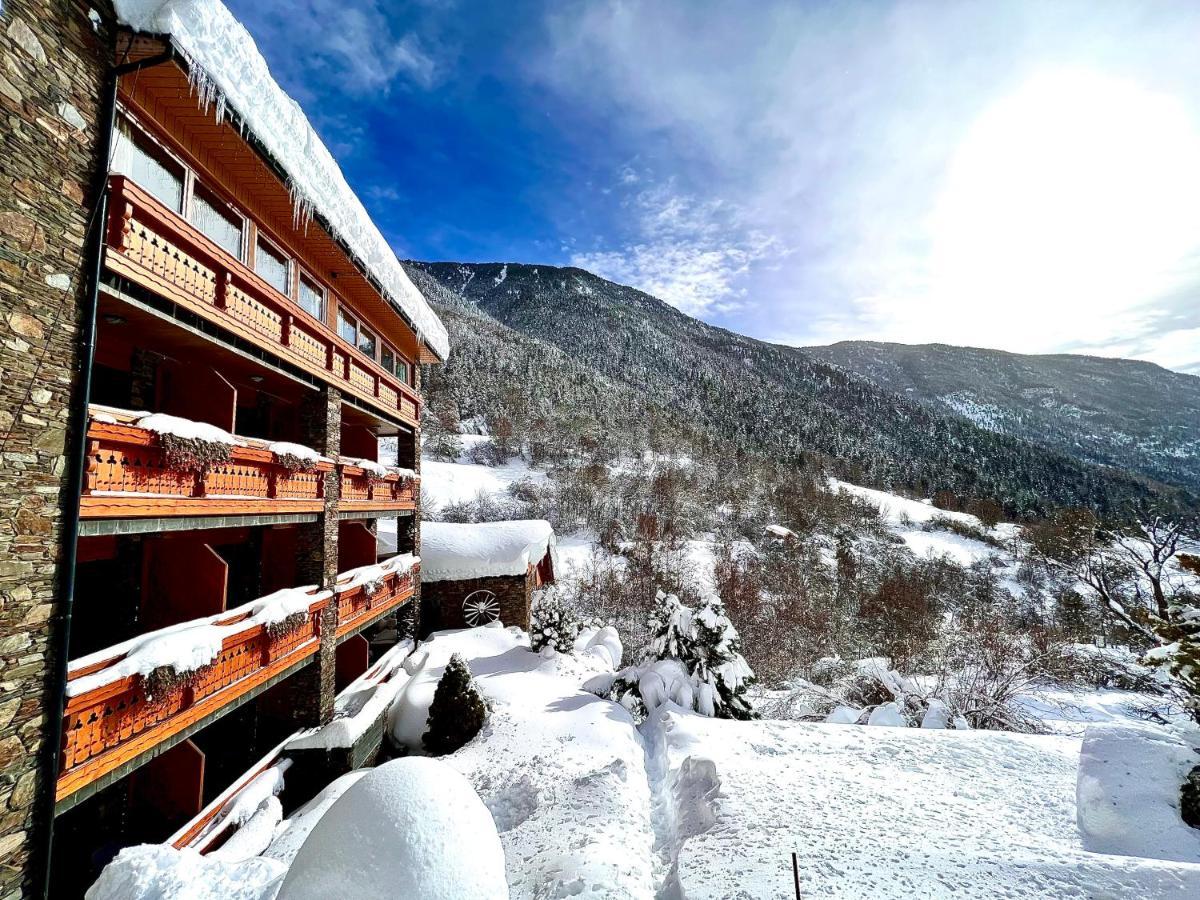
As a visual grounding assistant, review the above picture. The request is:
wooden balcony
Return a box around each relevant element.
[334,559,419,639]
[81,409,417,519]
[103,175,421,427]
[56,558,418,807]
[57,591,330,804]
[339,461,418,512]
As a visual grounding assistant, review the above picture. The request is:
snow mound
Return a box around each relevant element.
[277,758,506,900]
[267,441,328,465]
[1077,723,1200,862]
[421,520,556,581]
[85,845,283,900]
[111,1,448,359]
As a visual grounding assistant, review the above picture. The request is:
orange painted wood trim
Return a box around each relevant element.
[80,495,326,518]
[104,177,423,425]
[338,500,417,513]
[57,597,328,803]
[55,638,317,802]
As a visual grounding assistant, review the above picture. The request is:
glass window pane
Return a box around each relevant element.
[255,239,289,295]
[358,327,376,358]
[397,359,410,385]
[115,117,183,212]
[298,274,324,320]
[190,186,242,259]
[381,346,395,374]
[337,310,357,345]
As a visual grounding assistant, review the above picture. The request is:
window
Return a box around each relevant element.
[298,273,325,321]
[112,115,184,213]
[397,359,412,385]
[381,345,396,374]
[337,308,357,345]
[358,326,376,359]
[255,238,290,296]
[189,184,243,260]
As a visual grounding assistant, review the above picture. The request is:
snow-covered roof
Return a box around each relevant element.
[420,520,556,582]
[112,0,449,360]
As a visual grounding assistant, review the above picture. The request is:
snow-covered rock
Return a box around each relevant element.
[867,701,905,726]
[825,704,863,724]
[277,758,506,900]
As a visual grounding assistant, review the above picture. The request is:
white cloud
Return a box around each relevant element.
[571,179,778,315]
[248,1,441,95]
[535,0,1200,371]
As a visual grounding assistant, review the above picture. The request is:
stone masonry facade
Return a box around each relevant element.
[0,1,109,896]
[423,568,536,632]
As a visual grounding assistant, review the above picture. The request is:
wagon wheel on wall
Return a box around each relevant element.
[462,589,501,626]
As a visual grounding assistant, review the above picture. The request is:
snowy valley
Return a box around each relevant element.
[91,437,1200,899]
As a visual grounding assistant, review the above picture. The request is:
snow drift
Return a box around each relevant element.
[276,758,506,900]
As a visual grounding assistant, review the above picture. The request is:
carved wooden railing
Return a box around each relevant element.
[334,563,418,639]
[81,410,417,518]
[103,175,422,427]
[339,462,418,511]
[57,592,329,803]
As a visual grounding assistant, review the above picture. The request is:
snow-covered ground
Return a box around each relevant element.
[421,435,547,516]
[89,618,1200,899]
[653,710,1200,899]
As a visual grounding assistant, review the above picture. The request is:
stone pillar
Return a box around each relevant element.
[0,1,107,894]
[290,385,342,726]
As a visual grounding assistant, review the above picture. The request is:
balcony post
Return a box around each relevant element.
[285,385,343,726]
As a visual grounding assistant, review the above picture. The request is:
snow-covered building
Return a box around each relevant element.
[420,520,557,631]
[0,2,446,895]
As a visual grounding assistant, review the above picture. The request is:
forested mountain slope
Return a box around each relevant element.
[804,341,1200,494]
[409,261,1192,517]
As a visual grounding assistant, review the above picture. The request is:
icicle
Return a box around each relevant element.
[288,177,314,234]
[183,53,227,125]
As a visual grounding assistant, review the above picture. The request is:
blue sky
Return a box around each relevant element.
[228,0,1200,373]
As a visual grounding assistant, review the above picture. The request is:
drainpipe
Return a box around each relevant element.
[36,43,175,900]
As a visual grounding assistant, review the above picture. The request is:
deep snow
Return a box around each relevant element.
[652,709,1200,899]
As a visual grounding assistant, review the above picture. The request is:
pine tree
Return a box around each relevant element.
[423,654,488,755]
[610,590,757,720]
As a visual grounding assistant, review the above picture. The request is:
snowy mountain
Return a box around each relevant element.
[805,341,1200,495]
[408,261,1194,517]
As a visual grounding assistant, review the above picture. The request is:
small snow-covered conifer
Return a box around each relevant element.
[423,654,488,755]
[530,587,581,654]
[607,590,756,720]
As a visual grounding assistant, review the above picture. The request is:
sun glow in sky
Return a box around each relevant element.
[230,0,1200,374]
[907,69,1200,355]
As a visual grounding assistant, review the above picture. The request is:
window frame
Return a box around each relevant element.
[337,307,358,347]
[296,270,326,322]
[357,324,377,360]
[254,234,292,298]
[113,109,188,215]
[188,181,246,262]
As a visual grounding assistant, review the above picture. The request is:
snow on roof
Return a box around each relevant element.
[421,520,556,582]
[111,0,449,360]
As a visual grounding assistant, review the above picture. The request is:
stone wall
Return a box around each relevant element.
[423,568,534,632]
[0,1,109,895]
[292,385,342,726]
